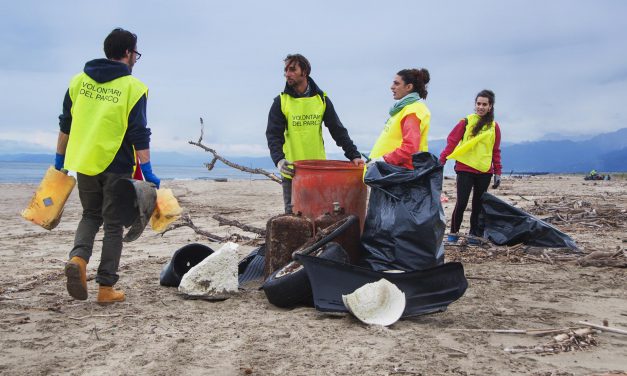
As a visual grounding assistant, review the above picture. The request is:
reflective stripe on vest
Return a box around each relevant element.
[369,101,430,160]
[446,113,496,173]
[65,73,148,176]
[280,93,327,178]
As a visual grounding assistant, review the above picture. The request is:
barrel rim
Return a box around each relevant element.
[293,159,363,171]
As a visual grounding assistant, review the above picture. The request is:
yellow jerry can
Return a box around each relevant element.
[150,188,182,233]
[22,167,76,230]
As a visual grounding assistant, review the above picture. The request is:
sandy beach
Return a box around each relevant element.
[0,175,625,375]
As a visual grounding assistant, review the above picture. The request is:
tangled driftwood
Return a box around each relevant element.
[161,213,260,244]
[212,214,265,236]
[504,327,598,354]
[578,250,627,268]
[449,321,627,355]
[157,117,276,243]
[530,198,626,230]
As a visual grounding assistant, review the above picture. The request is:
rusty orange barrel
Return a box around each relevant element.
[292,160,367,232]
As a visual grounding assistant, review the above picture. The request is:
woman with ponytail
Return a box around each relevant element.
[439,89,502,242]
[368,68,431,169]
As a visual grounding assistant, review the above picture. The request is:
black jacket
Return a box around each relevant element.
[266,77,360,166]
[59,59,151,173]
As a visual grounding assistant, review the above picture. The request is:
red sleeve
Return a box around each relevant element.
[382,113,421,169]
[439,119,467,165]
[133,154,144,180]
[492,122,502,175]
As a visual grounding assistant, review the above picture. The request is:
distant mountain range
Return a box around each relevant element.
[429,127,627,173]
[1,128,626,173]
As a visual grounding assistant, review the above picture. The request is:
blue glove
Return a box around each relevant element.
[140,161,160,188]
[55,153,65,171]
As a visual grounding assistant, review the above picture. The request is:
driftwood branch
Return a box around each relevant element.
[161,213,224,242]
[447,328,527,334]
[503,328,598,354]
[189,117,281,183]
[161,213,253,243]
[69,314,123,320]
[447,327,591,338]
[212,214,265,236]
[577,321,627,336]
[466,276,553,284]
[577,250,627,268]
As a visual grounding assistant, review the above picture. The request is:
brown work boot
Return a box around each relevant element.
[65,256,88,300]
[97,286,125,304]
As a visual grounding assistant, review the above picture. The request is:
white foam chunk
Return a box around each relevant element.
[342,278,406,326]
[178,242,239,298]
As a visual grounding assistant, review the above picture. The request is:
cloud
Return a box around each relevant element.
[1,0,627,154]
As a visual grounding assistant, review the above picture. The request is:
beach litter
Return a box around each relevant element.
[342,278,405,326]
[178,242,239,300]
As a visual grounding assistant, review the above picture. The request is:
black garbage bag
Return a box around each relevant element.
[479,192,579,250]
[361,152,445,271]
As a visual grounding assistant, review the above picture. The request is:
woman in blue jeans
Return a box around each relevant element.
[439,90,502,241]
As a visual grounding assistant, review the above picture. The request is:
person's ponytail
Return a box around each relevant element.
[397,68,430,99]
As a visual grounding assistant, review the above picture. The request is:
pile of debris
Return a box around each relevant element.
[530,198,626,231]
[504,327,598,355]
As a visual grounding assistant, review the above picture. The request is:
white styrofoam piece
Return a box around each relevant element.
[178,242,239,298]
[342,278,406,326]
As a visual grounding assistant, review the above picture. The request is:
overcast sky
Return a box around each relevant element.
[1,1,626,157]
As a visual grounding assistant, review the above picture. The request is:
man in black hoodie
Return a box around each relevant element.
[55,28,159,304]
[266,54,363,213]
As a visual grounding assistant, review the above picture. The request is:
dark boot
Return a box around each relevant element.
[65,256,88,300]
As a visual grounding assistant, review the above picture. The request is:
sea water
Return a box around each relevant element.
[0,162,271,183]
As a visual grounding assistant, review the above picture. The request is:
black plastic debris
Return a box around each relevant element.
[261,216,358,308]
[160,243,214,287]
[361,152,446,271]
[238,245,266,285]
[111,178,157,242]
[295,252,468,317]
[263,242,349,308]
[479,192,579,250]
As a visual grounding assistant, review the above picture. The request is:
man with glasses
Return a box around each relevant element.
[266,54,363,213]
[55,28,159,304]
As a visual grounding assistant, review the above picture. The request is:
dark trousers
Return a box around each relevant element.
[451,171,492,236]
[70,172,131,286]
[281,178,292,214]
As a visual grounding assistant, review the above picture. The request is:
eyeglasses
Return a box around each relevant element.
[133,50,141,61]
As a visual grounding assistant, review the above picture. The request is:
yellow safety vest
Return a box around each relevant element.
[280,92,327,178]
[65,73,148,176]
[446,113,496,173]
[369,101,430,160]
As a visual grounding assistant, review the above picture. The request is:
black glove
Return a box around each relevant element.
[277,159,295,178]
[366,156,384,167]
[492,174,501,189]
